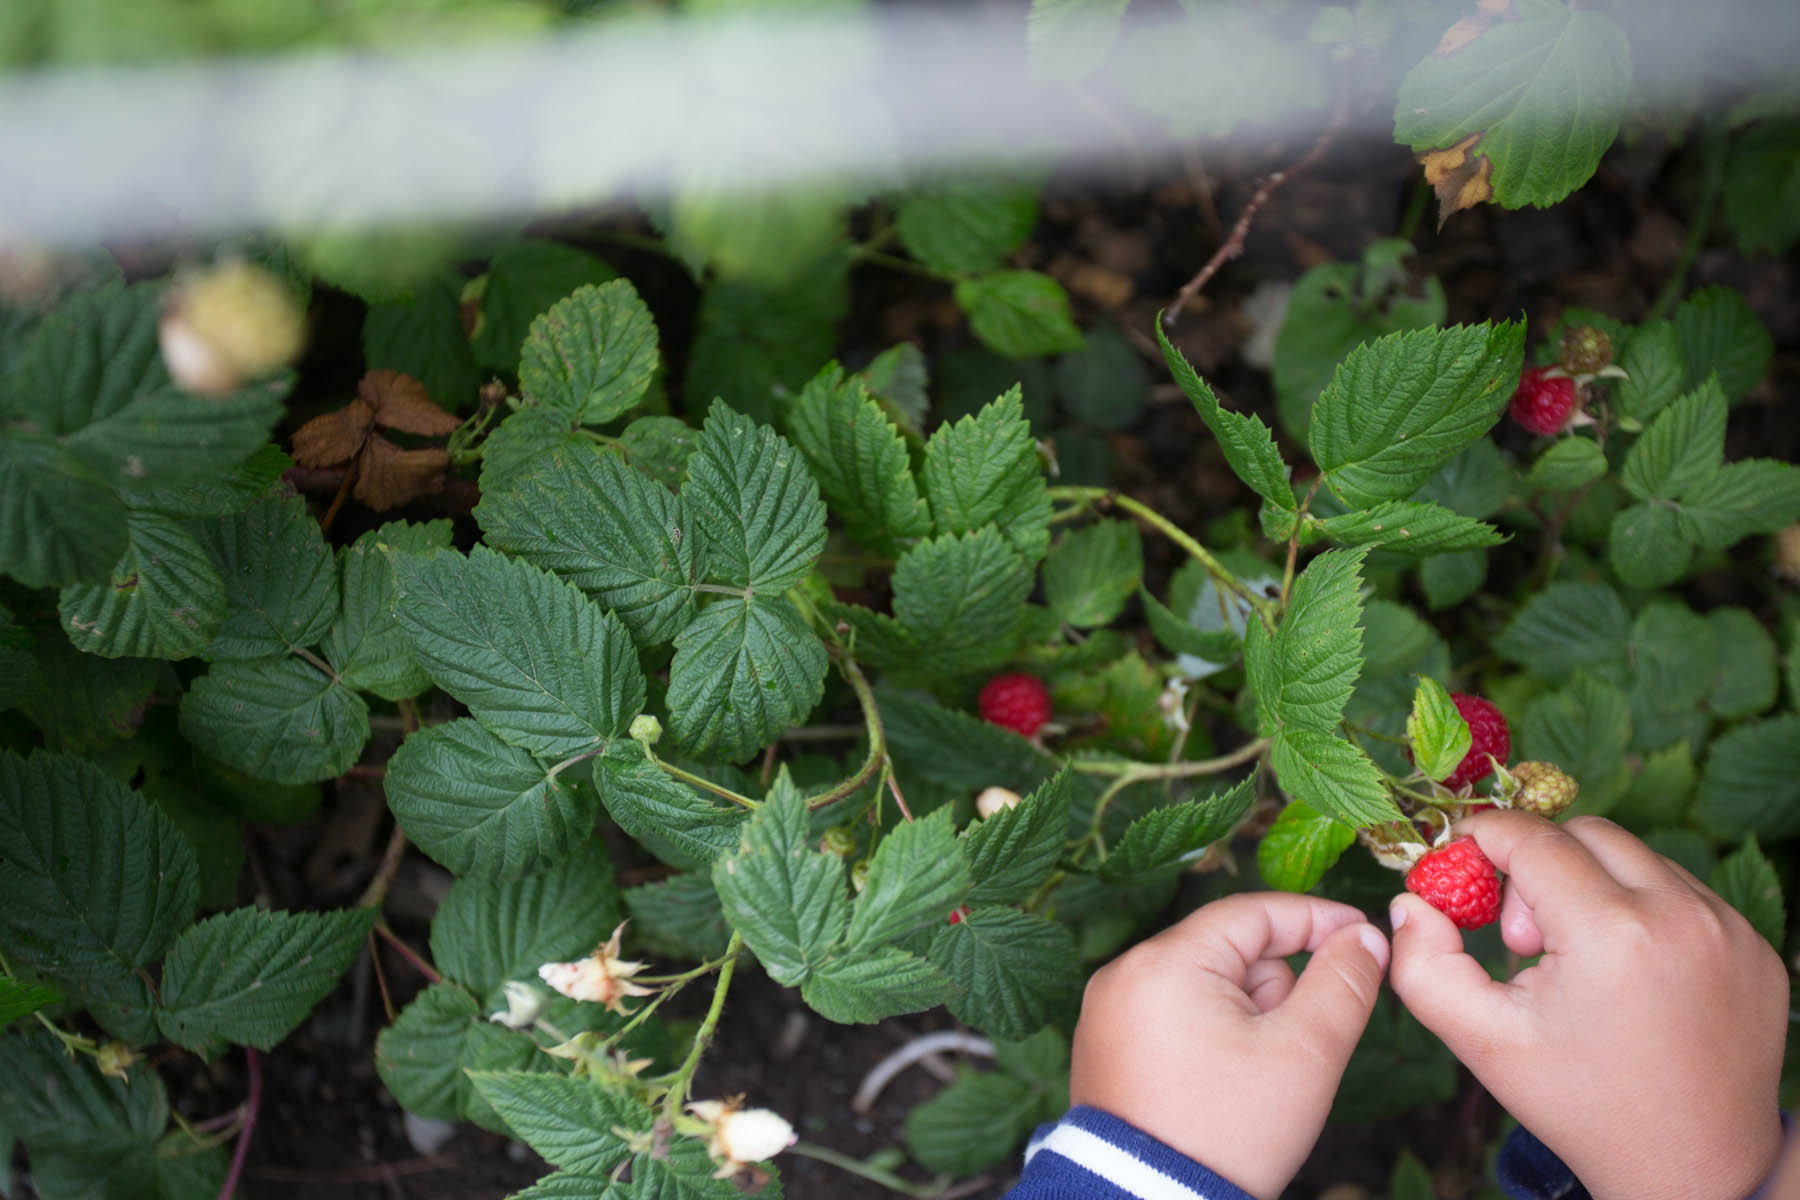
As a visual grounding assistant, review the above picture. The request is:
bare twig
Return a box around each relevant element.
[852,1031,995,1114]
[1164,90,1349,326]
[356,825,409,909]
[373,920,443,985]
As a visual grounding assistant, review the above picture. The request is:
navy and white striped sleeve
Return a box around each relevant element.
[1002,1107,1259,1200]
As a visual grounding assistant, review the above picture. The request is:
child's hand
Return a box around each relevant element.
[1070,893,1390,1200]
[1388,810,1790,1200]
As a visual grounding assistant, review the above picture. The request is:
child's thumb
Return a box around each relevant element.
[1275,921,1388,1057]
[1387,892,1519,1052]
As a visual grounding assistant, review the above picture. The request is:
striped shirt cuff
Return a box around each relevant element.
[1011,1106,1259,1200]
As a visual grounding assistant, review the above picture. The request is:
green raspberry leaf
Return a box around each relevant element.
[964,768,1074,906]
[471,240,617,374]
[58,509,225,660]
[1693,715,1800,841]
[711,786,847,986]
[429,844,624,998]
[0,1029,165,1173]
[518,280,658,425]
[1615,319,1685,423]
[1159,318,1294,512]
[800,947,953,1024]
[180,656,371,785]
[1524,438,1608,491]
[155,907,375,1056]
[848,808,970,948]
[1706,608,1779,722]
[923,387,1052,564]
[1256,801,1358,894]
[323,519,454,700]
[1675,285,1773,403]
[1493,581,1630,681]
[1315,500,1505,557]
[1044,520,1143,628]
[1407,676,1471,783]
[1247,548,1368,737]
[1609,504,1693,591]
[0,752,198,997]
[1622,378,1727,501]
[684,400,827,592]
[0,431,125,588]
[1099,778,1257,882]
[363,274,482,414]
[466,1071,641,1176]
[1394,4,1632,209]
[476,444,702,647]
[196,491,337,661]
[393,546,646,760]
[1709,836,1785,950]
[904,1069,1041,1175]
[897,182,1039,275]
[1722,123,1800,256]
[1268,729,1401,828]
[954,270,1086,359]
[1310,323,1524,507]
[926,907,1081,1041]
[666,595,827,763]
[385,719,600,881]
[787,363,932,559]
[1675,460,1800,551]
[594,741,748,872]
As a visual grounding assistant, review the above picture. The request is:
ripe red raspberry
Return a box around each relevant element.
[978,673,1051,738]
[1405,837,1501,929]
[1509,366,1579,436]
[948,906,969,925]
[1439,693,1510,791]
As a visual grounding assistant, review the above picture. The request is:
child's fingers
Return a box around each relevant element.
[1155,892,1371,991]
[1455,810,1629,946]
[1498,882,1544,958]
[1387,892,1526,1064]
[1243,958,1297,1013]
[1557,815,1690,892]
[1271,921,1388,1055]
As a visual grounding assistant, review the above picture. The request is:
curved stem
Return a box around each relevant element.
[787,1141,958,1198]
[661,932,743,1121]
[808,648,886,811]
[1047,487,1277,627]
[1068,737,1271,781]
[216,1047,261,1200]
[644,745,758,809]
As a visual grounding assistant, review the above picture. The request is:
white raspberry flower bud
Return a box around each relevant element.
[537,922,656,1015]
[687,1100,797,1178]
[158,260,305,395]
[488,980,545,1029]
[975,787,1022,819]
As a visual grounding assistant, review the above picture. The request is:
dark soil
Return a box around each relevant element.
[26,109,1797,1200]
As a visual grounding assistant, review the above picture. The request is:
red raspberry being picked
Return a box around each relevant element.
[1438,693,1510,791]
[1509,366,1579,436]
[979,673,1051,738]
[1405,837,1501,929]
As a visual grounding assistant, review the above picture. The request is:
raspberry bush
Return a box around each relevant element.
[2,1,1799,1197]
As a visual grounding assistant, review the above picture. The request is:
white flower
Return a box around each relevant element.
[975,787,1022,819]
[537,923,656,1015]
[487,980,545,1030]
[687,1100,797,1178]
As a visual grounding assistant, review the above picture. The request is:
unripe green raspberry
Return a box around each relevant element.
[1558,324,1613,376]
[819,826,856,857]
[1511,761,1579,817]
[849,861,870,893]
[629,714,662,746]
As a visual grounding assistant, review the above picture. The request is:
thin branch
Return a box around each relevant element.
[215,1047,261,1200]
[808,648,886,810]
[852,1031,995,1114]
[1164,88,1350,325]
[1068,736,1271,781]
[661,932,743,1121]
[373,921,443,985]
[356,826,409,909]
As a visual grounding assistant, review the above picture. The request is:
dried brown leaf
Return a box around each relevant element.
[360,368,460,436]
[290,398,375,468]
[354,436,450,511]
[1418,134,1493,226]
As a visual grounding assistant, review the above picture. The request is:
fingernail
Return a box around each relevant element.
[1358,924,1389,967]
[1388,902,1408,931]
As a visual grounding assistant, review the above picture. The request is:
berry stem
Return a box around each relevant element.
[806,647,886,811]
[787,1140,960,1198]
[661,932,744,1122]
[1047,486,1277,628]
[1068,736,1269,780]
